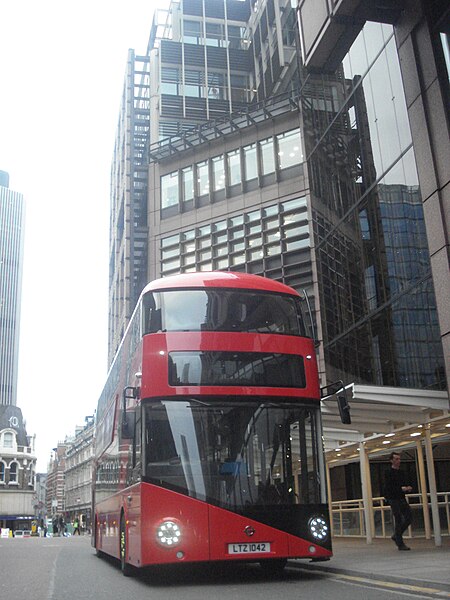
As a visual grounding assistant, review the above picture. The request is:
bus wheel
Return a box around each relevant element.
[260,558,287,576]
[120,515,133,577]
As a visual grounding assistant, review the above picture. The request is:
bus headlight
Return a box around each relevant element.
[308,516,328,541]
[156,521,181,547]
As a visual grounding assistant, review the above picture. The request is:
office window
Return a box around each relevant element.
[243,143,258,180]
[277,129,303,169]
[230,73,249,102]
[212,155,225,191]
[227,149,241,186]
[161,172,179,209]
[161,67,180,95]
[197,161,210,196]
[208,72,225,99]
[228,25,246,49]
[260,138,275,175]
[184,20,202,45]
[185,70,204,97]
[182,166,194,203]
[205,22,226,47]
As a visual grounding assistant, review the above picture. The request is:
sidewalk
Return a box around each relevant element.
[295,536,450,592]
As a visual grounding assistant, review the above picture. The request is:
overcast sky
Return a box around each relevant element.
[0,0,169,471]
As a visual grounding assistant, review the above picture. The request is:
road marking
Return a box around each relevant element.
[297,568,450,598]
[47,555,58,600]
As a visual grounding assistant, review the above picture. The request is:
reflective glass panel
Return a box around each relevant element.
[212,155,225,191]
[277,129,303,169]
[260,138,275,174]
[227,149,241,186]
[182,166,194,203]
[144,401,321,509]
[197,161,209,196]
[161,172,179,208]
[243,143,258,180]
[143,289,306,335]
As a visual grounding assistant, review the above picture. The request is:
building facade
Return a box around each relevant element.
[108,0,447,394]
[64,417,94,532]
[108,0,300,364]
[0,172,35,535]
[104,0,449,540]
[45,442,67,520]
[102,0,450,543]
[296,0,450,394]
[0,170,25,407]
[0,405,37,534]
[34,472,47,527]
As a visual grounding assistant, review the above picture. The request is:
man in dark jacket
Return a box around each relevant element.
[384,451,412,550]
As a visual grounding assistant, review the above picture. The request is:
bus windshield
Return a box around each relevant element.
[143,289,306,335]
[143,400,321,511]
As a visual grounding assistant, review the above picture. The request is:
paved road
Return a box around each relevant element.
[0,535,444,599]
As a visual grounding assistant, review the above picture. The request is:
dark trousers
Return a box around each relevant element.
[390,499,412,545]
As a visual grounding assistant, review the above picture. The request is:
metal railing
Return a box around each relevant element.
[331,492,450,538]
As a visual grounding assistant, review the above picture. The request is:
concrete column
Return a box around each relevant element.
[359,443,374,543]
[415,439,431,539]
[424,428,442,546]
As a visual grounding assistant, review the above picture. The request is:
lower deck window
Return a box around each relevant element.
[144,399,321,510]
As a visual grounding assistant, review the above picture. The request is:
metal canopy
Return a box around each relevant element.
[148,90,301,163]
[322,384,450,462]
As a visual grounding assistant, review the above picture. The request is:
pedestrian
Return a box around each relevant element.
[58,515,65,537]
[384,451,413,551]
[73,517,80,535]
[52,516,59,536]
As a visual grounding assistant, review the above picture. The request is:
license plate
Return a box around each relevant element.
[228,542,271,554]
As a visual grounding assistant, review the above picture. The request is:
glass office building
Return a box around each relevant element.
[109,0,447,393]
[302,22,445,389]
[0,172,25,407]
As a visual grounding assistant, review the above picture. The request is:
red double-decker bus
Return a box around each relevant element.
[92,272,332,575]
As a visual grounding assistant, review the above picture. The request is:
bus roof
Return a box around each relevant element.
[141,272,300,297]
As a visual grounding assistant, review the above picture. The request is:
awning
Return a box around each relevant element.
[322,384,450,463]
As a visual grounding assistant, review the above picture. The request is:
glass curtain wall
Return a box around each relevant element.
[302,23,446,390]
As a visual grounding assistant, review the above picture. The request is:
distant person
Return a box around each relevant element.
[384,451,413,551]
[58,515,65,537]
[52,517,59,536]
[73,518,80,535]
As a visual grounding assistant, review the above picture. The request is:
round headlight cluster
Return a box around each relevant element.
[156,521,181,547]
[308,516,329,541]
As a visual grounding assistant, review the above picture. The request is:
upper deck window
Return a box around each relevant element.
[143,288,306,336]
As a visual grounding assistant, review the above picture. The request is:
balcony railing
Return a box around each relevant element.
[331,493,450,538]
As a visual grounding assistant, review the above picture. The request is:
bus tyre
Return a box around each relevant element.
[260,558,287,576]
[120,516,133,577]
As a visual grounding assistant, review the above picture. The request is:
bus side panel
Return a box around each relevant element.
[96,495,122,559]
[140,483,210,566]
[126,485,142,567]
[208,504,289,561]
